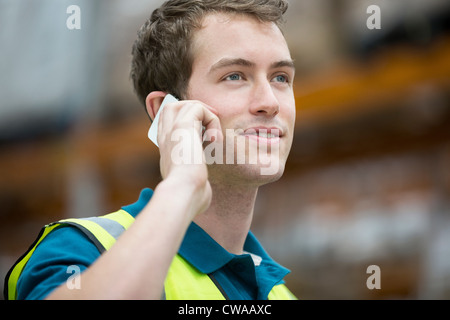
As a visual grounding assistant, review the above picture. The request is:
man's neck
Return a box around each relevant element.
[193,183,258,255]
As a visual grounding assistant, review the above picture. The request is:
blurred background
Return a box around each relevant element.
[1,0,449,299]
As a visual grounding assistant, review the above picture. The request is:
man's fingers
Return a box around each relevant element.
[162,100,223,143]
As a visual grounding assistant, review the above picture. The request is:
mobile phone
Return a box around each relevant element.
[148,94,208,147]
[148,94,178,147]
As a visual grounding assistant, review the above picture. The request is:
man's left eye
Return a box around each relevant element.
[273,75,288,83]
[225,74,242,81]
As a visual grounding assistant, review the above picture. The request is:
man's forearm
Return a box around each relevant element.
[46,177,203,300]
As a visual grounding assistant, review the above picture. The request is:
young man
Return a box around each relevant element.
[5,0,297,300]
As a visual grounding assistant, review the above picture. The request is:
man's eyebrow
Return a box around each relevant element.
[209,58,296,73]
[209,58,255,73]
[271,59,295,71]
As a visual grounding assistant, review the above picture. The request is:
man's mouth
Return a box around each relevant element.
[241,127,282,144]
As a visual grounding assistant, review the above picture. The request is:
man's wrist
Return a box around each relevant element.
[154,174,209,221]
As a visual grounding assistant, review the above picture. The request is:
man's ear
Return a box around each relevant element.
[145,91,167,121]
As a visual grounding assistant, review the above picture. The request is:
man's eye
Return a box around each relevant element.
[273,75,288,83]
[225,73,242,81]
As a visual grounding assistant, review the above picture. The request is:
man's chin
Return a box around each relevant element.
[207,161,286,187]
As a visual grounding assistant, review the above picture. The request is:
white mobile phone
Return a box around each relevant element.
[147,94,179,147]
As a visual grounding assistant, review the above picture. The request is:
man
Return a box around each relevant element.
[5,0,297,300]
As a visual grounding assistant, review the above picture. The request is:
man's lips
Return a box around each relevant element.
[241,127,283,144]
[243,127,283,138]
[243,127,283,137]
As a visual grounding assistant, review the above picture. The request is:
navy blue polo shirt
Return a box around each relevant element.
[17,188,290,300]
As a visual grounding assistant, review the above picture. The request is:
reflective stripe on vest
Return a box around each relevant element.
[5,210,296,300]
[4,209,135,300]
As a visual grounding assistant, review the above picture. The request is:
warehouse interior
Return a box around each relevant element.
[1,0,449,299]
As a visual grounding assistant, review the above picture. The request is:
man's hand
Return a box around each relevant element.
[156,99,223,219]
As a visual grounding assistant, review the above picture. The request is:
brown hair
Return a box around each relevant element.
[130,0,289,110]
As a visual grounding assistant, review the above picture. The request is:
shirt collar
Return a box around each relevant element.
[178,222,234,274]
[179,221,290,277]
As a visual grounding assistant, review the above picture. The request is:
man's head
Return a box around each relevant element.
[131,0,295,185]
[130,0,289,107]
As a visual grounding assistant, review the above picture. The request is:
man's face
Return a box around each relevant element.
[187,13,296,185]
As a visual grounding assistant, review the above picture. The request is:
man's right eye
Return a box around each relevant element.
[225,73,242,81]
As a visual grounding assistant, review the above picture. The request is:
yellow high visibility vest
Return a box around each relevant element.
[5,210,297,300]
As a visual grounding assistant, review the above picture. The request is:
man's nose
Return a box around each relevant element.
[249,81,280,117]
